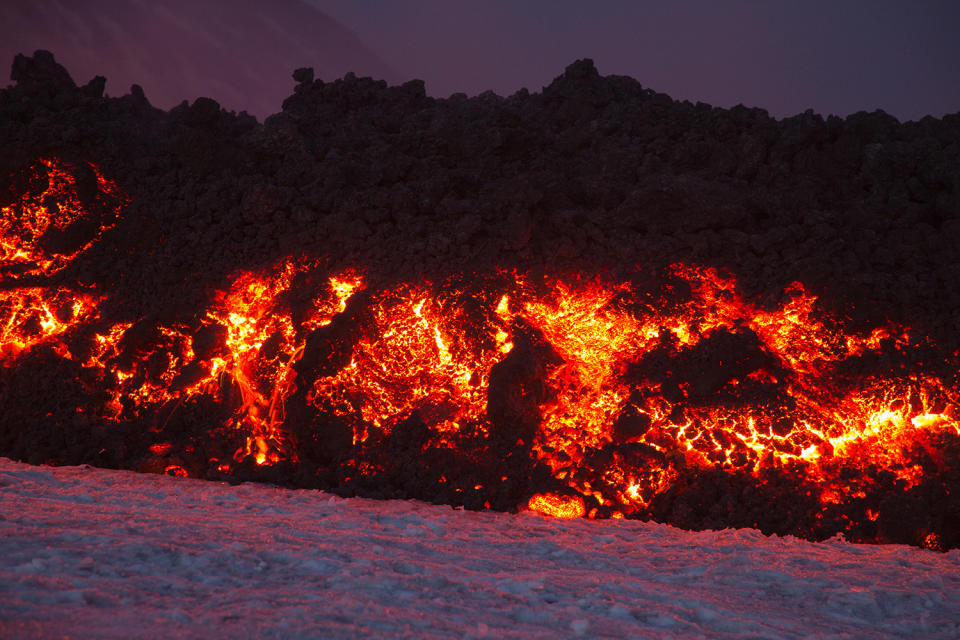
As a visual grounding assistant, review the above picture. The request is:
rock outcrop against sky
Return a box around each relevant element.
[0,0,397,119]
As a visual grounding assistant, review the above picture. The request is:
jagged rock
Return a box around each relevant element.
[81,75,106,99]
[192,323,229,361]
[1,49,959,548]
[10,50,75,95]
[292,67,314,84]
[487,327,562,443]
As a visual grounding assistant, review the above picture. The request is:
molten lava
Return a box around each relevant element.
[0,287,100,360]
[50,262,960,518]
[1,158,124,278]
[528,493,587,519]
[81,258,364,468]
[310,281,510,446]
[3,157,958,548]
[1,158,122,361]
[500,268,959,517]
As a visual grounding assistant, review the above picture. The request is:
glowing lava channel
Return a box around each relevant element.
[81,259,364,469]
[1,158,123,361]
[516,267,960,517]
[1,158,125,277]
[0,287,101,360]
[4,164,956,523]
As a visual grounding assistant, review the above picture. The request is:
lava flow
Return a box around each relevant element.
[507,268,959,518]
[80,258,364,471]
[1,158,123,360]
[0,286,100,360]
[2,157,958,550]
[299,269,958,527]
[1,157,125,278]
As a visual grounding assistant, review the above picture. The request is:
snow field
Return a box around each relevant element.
[1,457,958,639]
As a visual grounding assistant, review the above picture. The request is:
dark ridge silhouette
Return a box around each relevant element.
[0,0,398,118]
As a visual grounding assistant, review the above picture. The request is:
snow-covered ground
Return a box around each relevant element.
[1,458,957,640]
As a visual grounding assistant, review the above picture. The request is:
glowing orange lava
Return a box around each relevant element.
[527,493,586,518]
[310,282,509,445]
[0,158,122,362]
[81,258,364,468]
[197,260,363,465]
[1,158,125,277]
[292,265,959,516]
[0,287,100,360]
[501,267,959,514]
[4,158,955,525]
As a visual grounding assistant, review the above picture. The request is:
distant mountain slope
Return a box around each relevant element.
[0,0,398,119]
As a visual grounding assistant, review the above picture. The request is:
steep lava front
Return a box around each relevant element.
[2,158,958,550]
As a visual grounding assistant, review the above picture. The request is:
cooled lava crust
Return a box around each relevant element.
[2,51,959,550]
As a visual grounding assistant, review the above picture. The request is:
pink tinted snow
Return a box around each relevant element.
[0,457,957,639]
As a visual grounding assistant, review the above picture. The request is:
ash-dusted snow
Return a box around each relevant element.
[1,458,957,639]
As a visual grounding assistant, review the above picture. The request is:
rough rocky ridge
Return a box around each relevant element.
[3,52,959,337]
[2,51,959,548]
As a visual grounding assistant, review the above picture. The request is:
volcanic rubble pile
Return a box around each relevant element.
[1,51,958,548]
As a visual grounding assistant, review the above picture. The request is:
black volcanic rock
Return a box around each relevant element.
[1,47,957,362]
[11,49,75,95]
[2,50,960,548]
[486,327,562,445]
[2,49,959,354]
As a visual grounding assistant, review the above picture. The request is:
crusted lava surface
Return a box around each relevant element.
[2,51,959,550]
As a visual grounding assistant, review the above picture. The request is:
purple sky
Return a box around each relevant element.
[0,0,397,119]
[1,1,958,121]
[310,0,960,120]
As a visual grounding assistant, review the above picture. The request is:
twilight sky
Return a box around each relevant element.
[2,0,958,121]
[310,0,960,121]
